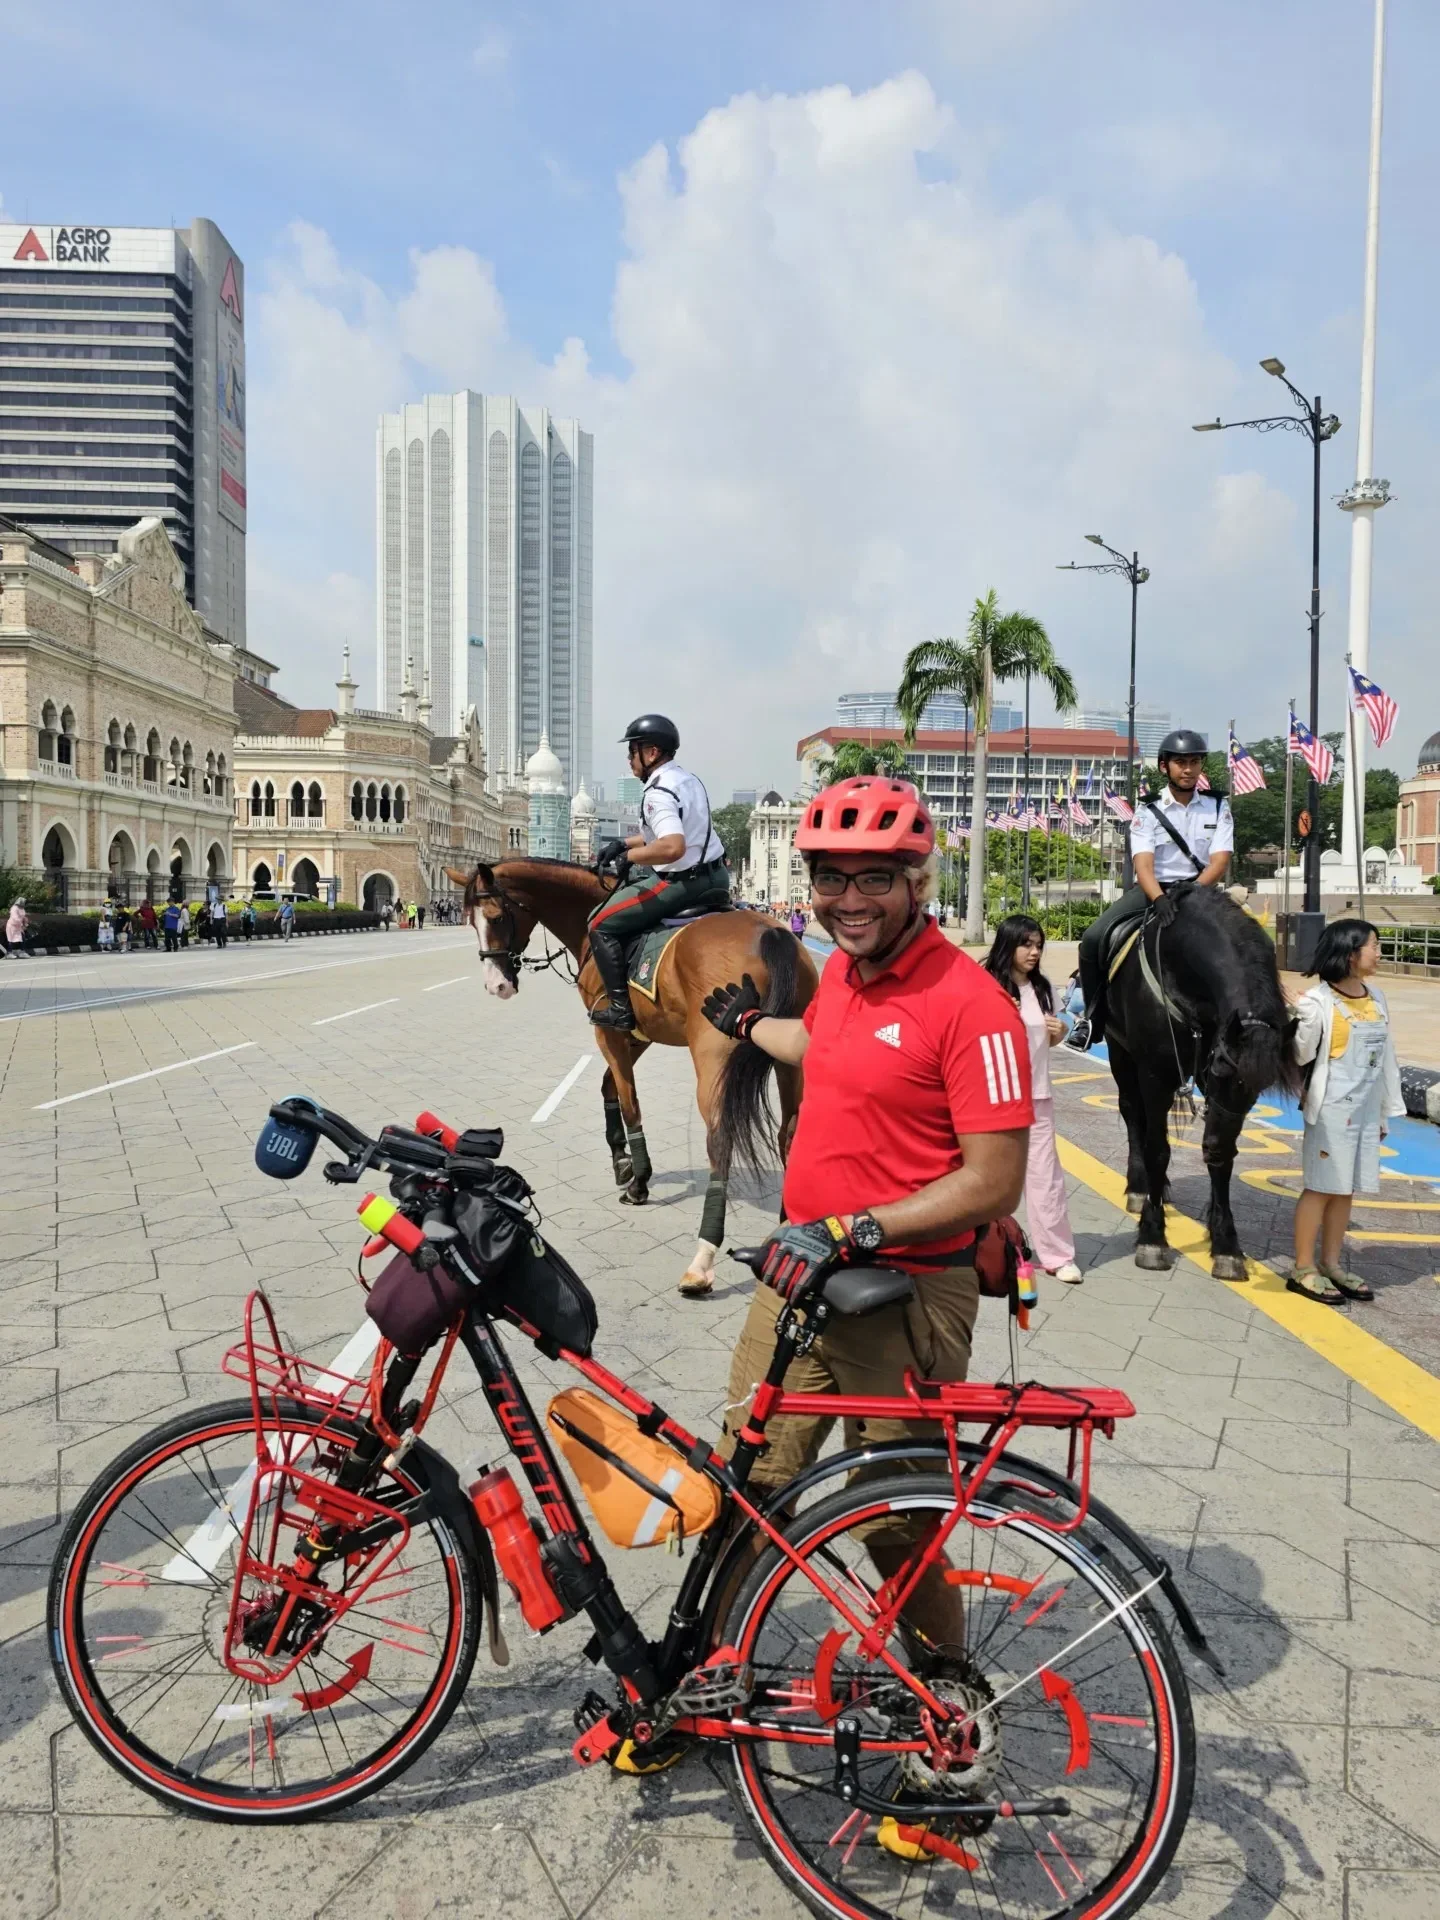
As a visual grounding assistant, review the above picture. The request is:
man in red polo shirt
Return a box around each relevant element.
[704,776,1032,1554]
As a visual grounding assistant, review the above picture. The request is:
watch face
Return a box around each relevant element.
[853,1213,884,1252]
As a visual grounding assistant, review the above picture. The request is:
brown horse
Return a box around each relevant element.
[451,858,818,1295]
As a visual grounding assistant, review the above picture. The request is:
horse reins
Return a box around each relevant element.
[468,865,625,988]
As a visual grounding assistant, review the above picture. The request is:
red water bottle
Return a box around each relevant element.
[469,1467,566,1632]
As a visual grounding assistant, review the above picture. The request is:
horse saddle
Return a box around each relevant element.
[625,905,733,1001]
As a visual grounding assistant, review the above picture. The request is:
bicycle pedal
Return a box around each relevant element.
[609,1734,687,1776]
[572,1709,625,1769]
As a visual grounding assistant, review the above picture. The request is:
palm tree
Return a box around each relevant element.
[898,592,1077,941]
[812,738,912,786]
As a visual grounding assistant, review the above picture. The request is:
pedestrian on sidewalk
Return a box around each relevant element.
[2,897,30,958]
[136,898,158,949]
[1289,918,1403,1305]
[240,900,256,941]
[279,897,296,941]
[984,914,1082,1284]
[161,901,181,952]
[417,902,427,930]
[212,897,229,950]
[790,905,807,937]
[98,906,115,953]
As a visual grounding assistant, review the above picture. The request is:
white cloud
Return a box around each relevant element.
[247,71,1325,792]
[470,25,510,72]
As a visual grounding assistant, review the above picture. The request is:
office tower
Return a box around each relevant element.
[1062,702,1171,759]
[0,218,246,643]
[376,391,592,792]
[835,690,1023,735]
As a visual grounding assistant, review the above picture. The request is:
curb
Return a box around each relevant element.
[17,925,394,957]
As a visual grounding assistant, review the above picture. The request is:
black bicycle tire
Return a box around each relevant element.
[48,1397,482,1821]
[720,1471,1196,1920]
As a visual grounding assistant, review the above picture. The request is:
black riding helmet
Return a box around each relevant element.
[620,713,680,756]
[1157,728,1208,763]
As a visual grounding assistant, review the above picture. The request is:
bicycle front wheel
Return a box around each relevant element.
[49,1398,481,1820]
[723,1473,1194,1920]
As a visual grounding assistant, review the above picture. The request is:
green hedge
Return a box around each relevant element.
[23,907,381,949]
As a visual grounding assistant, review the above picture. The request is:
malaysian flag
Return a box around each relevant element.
[1104,787,1134,823]
[1228,729,1267,796]
[1288,710,1334,785]
[1349,665,1399,748]
[1068,791,1090,828]
[1196,771,1212,792]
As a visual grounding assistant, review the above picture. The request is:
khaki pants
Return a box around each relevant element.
[719,1265,980,1494]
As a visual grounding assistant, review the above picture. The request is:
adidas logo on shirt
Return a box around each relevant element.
[978,1029,1023,1105]
[874,1022,902,1049]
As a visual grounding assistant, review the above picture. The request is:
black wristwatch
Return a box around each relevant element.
[850,1211,885,1255]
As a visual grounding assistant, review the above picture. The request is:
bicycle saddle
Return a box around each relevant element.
[822,1267,915,1315]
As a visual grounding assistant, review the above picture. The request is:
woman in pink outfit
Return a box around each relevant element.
[983,915,1081,1283]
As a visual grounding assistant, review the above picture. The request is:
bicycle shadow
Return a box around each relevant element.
[1152,1538,1329,1917]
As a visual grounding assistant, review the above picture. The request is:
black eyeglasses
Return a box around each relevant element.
[811,868,905,898]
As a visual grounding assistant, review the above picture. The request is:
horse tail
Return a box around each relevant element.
[713,926,803,1180]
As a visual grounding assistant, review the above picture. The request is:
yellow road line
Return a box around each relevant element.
[1055,1132,1440,1443]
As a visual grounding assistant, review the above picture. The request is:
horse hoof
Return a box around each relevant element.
[613,1156,633,1188]
[1125,1192,1146,1216]
[678,1273,713,1298]
[1212,1255,1249,1282]
[1133,1243,1173,1272]
[619,1182,649,1207]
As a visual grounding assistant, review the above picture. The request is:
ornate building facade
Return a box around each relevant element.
[0,515,235,905]
[1396,731,1440,881]
[231,651,526,908]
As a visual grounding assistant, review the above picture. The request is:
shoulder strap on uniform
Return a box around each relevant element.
[1140,797,1206,874]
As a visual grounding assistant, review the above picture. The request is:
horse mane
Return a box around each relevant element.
[1164,889,1301,1098]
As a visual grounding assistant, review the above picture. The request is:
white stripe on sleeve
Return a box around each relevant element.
[979,1033,999,1105]
[1001,1029,1022,1105]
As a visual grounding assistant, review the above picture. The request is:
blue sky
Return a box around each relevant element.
[3,0,1436,795]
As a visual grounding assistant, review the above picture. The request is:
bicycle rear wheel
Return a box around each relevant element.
[49,1398,481,1819]
[722,1472,1193,1920]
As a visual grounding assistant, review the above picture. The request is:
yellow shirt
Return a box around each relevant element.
[1329,989,1381,1058]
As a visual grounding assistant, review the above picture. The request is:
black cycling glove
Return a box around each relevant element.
[701,973,764,1042]
[596,837,629,867]
[759,1216,854,1303]
[1149,891,1179,929]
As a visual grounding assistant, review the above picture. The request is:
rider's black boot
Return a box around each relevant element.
[587,925,637,1030]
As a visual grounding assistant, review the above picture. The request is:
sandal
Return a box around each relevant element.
[1286,1266,1345,1306]
[1319,1263,1374,1303]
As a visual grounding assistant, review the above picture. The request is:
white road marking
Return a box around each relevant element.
[0,935,473,1026]
[34,1043,256,1111]
[531,1053,592,1124]
[161,1319,382,1585]
[423,976,470,992]
[312,997,400,1027]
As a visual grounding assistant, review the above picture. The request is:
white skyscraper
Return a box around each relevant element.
[375,392,592,793]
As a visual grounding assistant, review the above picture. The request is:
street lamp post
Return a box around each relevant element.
[1194,360,1340,918]
[1057,537,1149,884]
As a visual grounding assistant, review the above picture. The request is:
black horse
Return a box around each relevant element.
[1102,886,1301,1279]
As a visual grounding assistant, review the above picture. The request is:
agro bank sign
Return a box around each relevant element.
[0,225,178,273]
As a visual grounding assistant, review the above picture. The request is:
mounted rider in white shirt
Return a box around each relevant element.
[1074,729,1234,1048]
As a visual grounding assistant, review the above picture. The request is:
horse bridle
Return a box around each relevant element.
[1142,907,1287,1112]
[469,867,616,988]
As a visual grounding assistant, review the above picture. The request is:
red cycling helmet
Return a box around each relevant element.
[795,776,936,864]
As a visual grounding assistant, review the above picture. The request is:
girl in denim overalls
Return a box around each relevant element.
[1290,919,1403,1305]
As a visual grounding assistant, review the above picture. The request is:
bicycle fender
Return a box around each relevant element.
[411,1439,510,1668]
[706,1440,1223,1676]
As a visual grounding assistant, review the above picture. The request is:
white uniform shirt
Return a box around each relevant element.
[1129,787,1234,883]
[642,762,725,873]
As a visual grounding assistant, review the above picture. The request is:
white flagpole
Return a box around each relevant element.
[1339,0,1391,892]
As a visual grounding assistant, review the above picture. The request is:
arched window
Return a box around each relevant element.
[167,738,181,789]
[144,729,161,783]
[215,752,227,802]
[38,701,57,762]
[57,705,75,767]
[365,782,378,822]
[249,779,263,820]
[307,781,323,818]
[123,723,137,751]
[289,780,306,820]
[104,719,121,775]
[379,782,392,823]
[203,749,216,796]
[263,780,276,818]
[351,780,364,822]
[252,862,274,898]
[181,742,194,791]
[393,784,406,824]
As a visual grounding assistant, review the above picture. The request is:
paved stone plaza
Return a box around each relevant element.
[1,929,1438,1917]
